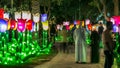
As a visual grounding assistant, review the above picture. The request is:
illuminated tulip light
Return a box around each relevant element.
[0,19,7,32]
[17,19,26,32]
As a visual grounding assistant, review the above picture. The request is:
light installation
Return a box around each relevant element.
[41,14,52,54]
[111,16,120,63]
[0,12,53,65]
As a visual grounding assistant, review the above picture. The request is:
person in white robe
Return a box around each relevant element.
[73,24,87,63]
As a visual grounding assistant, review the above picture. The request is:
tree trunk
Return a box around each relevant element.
[113,0,119,16]
[100,0,109,21]
[31,0,40,14]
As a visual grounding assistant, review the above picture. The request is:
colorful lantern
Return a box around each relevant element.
[31,22,35,32]
[87,24,92,30]
[113,24,118,32]
[4,13,9,19]
[17,19,26,32]
[111,16,120,26]
[0,8,4,18]
[42,21,48,30]
[26,20,32,30]
[66,25,70,30]
[7,20,11,30]
[85,19,90,25]
[10,19,17,30]
[15,12,21,21]
[76,20,80,25]
[0,19,7,32]
[63,21,69,26]
[74,20,77,25]
[33,13,40,23]
[41,14,47,22]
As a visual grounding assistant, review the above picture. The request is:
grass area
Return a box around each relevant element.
[0,47,58,68]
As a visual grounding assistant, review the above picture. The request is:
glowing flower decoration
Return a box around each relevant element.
[4,13,9,19]
[63,21,69,26]
[87,24,92,31]
[69,24,74,29]
[41,14,47,22]
[26,20,32,30]
[85,19,90,25]
[57,24,60,30]
[10,19,17,30]
[7,19,11,30]
[17,19,26,32]
[31,22,35,32]
[66,25,70,30]
[113,24,118,32]
[74,20,77,25]
[112,16,120,26]
[42,21,48,30]
[76,24,79,28]
[15,12,21,21]
[0,19,7,32]
[0,8,4,18]
[33,13,40,23]
[76,20,80,25]
[110,18,115,24]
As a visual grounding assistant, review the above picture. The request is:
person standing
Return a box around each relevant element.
[90,25,100,63]
[73,23,87,63]
[102,21,114,68]
[98,22,104,48]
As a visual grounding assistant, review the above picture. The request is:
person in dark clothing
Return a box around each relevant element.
[50,24,56,43]
[98,22,104,35]
[90,25,100,63]
[98,22,104,48]
[102,21,115,68]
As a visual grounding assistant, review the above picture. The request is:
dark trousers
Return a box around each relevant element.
[104,50,114,68]
[62,42,67,53]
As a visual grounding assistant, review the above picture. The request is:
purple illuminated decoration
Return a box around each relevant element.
[17,19,26,32]
[0,19,7,32]
[41,14,47,22]
[113,24,118,32]
[74,20,77,25]
[31,22,35,32]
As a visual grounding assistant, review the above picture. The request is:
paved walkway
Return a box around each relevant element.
[34,45,118,68]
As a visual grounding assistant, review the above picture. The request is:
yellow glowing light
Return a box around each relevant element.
[70,24,74,29]
[42,21,48,30]
[76,24,79,28]
[82,21,84,27]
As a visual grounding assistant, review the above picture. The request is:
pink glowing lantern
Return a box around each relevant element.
[111,16,120,26]
[66,25,70,30]
[10,19,17,30]
[63,21,69,26]
[17,19,26,32]
[85,19,90,25]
